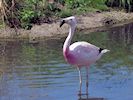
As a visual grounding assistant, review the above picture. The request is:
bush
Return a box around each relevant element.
[106,0,133,12]
[1,0,109,30]
[19,0,43,29]
[57,8,72,18]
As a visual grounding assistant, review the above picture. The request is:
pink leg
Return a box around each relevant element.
[77,67,82,95]
[86,67,89,96]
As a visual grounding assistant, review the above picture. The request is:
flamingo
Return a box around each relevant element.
[60,16,109,95]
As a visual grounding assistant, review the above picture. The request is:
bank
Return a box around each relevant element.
[0,10,133,40]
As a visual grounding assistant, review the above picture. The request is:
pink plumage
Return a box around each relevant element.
[64,41,102,66]
[60,16,109,96]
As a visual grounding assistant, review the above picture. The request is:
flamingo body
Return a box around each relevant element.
[60,16,109,95]
[63,41,102,67]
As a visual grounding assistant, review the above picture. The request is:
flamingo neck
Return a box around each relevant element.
[63,25,76,52]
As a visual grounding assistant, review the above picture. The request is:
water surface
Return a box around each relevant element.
[1,23,133,100]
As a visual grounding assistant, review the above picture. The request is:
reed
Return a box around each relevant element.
[106,0,133,12]
[0,0,8,26]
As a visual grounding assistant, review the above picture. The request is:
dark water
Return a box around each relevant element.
[1,23,133,100]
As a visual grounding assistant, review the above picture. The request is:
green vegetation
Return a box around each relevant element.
[0,0,133,30]
[57,0,108,17]
[106,0,133,12]
[0,0,109,29]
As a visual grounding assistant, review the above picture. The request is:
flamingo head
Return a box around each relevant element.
[60,16,77,27]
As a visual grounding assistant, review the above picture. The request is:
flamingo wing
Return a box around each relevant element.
[69,41,100,66]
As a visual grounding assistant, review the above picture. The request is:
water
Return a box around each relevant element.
[1,22,133,100]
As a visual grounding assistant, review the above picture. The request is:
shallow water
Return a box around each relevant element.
[1,23,133,100]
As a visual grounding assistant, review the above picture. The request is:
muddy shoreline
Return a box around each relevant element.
[0,11,133,39]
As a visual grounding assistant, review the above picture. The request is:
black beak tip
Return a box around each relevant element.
[60,20,65,27]
[60,24,62,27]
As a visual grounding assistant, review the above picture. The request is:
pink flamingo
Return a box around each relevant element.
[60,16,109,95]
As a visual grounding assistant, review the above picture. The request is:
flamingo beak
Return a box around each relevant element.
[60,20,65,27]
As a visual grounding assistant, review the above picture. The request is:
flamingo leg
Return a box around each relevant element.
[86,67,89,96]
[77,67,82,95]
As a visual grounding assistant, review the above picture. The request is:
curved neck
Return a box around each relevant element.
[63,25,76,52]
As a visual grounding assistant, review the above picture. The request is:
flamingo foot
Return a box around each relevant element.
[78,92,89,96]
[78,90,82,96]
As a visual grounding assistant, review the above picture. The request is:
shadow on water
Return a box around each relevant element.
[78,94,104,100]
[0,22,133,100]
[79,97,104,100]
[108,23,133,45]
